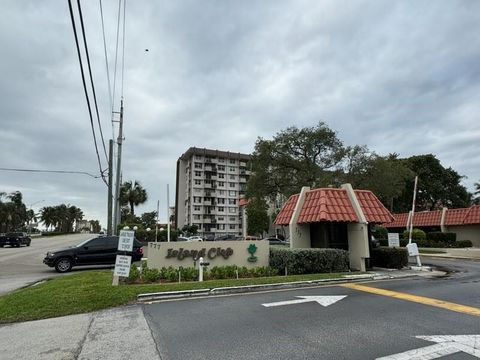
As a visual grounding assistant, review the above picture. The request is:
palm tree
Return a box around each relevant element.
[119,180,148,216]
[475,181,480,195]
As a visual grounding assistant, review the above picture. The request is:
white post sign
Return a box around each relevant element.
[118,230,134,252]
[388,233,400,248]
[114,255,132,277]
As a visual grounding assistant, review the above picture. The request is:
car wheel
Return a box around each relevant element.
[55,258,73,273]
[0,245,4,248]
[27,241,31,247]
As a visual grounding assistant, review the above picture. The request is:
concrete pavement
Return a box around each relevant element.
[0,306,160,360]
[420,247,480,260]
[0,233,93,295]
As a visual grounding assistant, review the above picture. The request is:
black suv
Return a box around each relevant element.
[0,232,31,247]
[43,235,144,273]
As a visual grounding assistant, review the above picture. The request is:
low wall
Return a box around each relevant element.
[147,240,269,269]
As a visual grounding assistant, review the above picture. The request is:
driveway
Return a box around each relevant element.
[0,233,93,295]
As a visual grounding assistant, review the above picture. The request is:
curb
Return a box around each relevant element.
[421,254,480,261]
[137,274,386,303]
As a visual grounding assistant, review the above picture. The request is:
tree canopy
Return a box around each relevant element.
[247,123,473,213]
[119,180,148,216]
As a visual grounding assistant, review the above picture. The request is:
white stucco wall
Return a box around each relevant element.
[347,223,369,271]
[444,225,480,247]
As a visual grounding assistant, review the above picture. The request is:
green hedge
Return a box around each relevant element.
[370,247,408,269]
[372,225,388,239]
[426,232,456,244]
[128,264,278,283]
[269,248,349,275]
[403,228,426,240]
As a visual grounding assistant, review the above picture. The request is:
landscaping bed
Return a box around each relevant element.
[0,270,352,324]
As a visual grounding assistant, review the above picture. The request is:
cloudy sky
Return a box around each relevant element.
[1,0,479,227]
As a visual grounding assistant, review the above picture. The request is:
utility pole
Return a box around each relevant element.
[167,184,171,242]
[112,99,124,235]
[107,139,114,235]
[155,200,159,242]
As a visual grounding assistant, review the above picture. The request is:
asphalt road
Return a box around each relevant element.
[0,233,93,294]
[143,258,480,360]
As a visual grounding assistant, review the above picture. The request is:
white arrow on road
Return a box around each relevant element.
[377,335,480,359]
[262,295,347,308]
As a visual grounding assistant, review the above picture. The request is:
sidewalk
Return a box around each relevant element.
[419,247,480,260]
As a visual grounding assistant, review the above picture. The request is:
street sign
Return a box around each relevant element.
[377,335,480,359]
[118,230,134,252]
[113,255,132,277]
[387,233,400,248]
[406,243,419,256]
[262,295,347,308]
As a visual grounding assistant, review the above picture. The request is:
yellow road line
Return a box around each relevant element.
[341,283,480,317]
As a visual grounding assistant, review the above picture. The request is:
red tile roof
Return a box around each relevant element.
[274,194,299,225]
[463,205,480,225]
[385,205,480,228]
[273,187,393,225]
[444,208,466,226]
[297,188,358,223]
[354,190,395,224]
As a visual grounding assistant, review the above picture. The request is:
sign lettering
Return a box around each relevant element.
[166,247,233,261]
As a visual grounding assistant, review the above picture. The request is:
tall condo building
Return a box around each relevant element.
[175,147,251,236]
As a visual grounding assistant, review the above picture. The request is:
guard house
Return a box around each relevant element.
[274,184,394,271]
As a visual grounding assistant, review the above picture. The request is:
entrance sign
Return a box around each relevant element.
[406,243,419,256]
[387,233,400,248]
[262,295,347,308]
[113,255,132,277]
[118,230,134,252]
[377,335,480,359]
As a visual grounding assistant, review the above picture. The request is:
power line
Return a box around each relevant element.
[99,0,114,140]
[0,167,102,179]
[67,0,107,186]
[76,0,108,163]
[121,0,126,99]
[111,0,122,114]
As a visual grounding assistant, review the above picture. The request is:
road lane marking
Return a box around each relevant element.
[341,283,480,317]
[376,335,480,359]
[262,295,347,307]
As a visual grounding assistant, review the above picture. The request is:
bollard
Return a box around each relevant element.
[199,256,204,282]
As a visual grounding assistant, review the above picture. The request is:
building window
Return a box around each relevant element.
[217,198,225,204]
[194,197,202,204]
[217,224,225,230]
[195,171,201,176]
[195,155,202,160]
[229,191,236,197]
[218,217,224,221]
[193,215,200,220]
[218,181,225,187]
[218,158,225,163]
[194,206,201,211]
[229,207,236,213]
[194,179,201,185]
[218,190,225,195]
[218,173,225,179]
[229,159,236,164]
[194,162,203,169]
[229,182,235,188]
[229,216,236,221]
[218,206,224,212]
[229,166,235,172]
[229,175,236,180]
[229,224,236,230]
[229,199,236,205]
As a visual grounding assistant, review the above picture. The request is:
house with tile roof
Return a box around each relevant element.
[384,205,480,247]
[274,184,394,271]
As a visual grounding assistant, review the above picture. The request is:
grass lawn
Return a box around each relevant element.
[419,249,447,254]
[0,271,350,324]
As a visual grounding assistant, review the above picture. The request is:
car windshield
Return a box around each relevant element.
[75,238,96,247]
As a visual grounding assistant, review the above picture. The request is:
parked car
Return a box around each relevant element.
[0,232,31,247]
[43,235,143,273]
[265,237,289,246]
[214,235,237,241]
[187,236,203,242]
[177,236,189,242]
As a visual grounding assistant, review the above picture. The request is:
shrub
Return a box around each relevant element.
[403,228,426,241]
[269,248,349,275]
[453,240,473,248]
[179,267,198,281]
[127,264,140,283]
[427,232,456,244]
[372,225,388,239]
[143,268,161,282]
[370,247,408,269]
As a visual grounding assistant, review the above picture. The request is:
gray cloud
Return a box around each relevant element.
[1,0,479,227]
